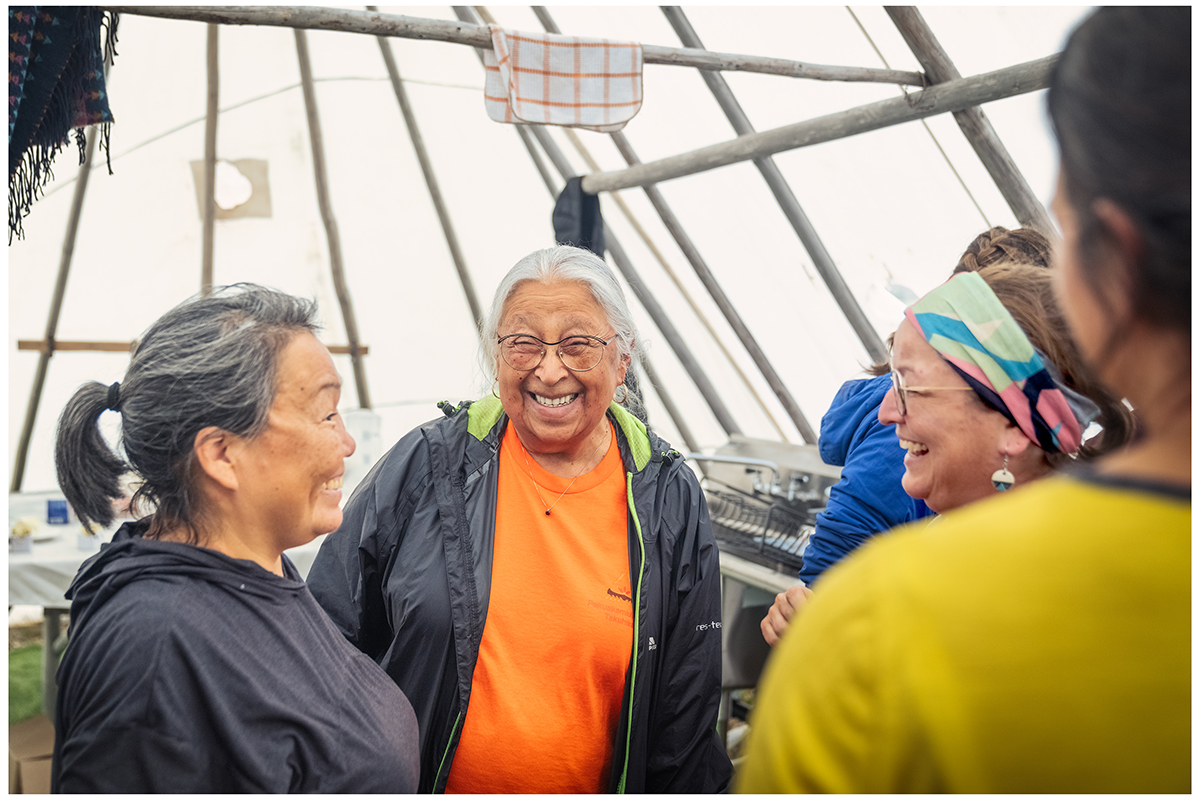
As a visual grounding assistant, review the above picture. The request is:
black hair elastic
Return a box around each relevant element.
[106,381,122,412]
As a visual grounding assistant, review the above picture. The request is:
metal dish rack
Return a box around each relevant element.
[706,488,813,573]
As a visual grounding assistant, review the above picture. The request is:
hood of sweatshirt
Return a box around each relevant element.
[66,519,307,640]
[818,374,893,467]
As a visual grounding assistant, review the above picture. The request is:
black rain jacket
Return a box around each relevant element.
[307,396,732,793]
[52,522,419,793]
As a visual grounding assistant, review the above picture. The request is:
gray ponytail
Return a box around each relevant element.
[54,284,319,541]
[55,382,127,532]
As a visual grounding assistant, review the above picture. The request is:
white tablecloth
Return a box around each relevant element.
[9,491,327,608]
[11,494,792,608]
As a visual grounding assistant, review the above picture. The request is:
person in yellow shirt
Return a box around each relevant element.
[739,6,1190,792]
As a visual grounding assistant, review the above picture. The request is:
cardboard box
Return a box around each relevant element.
[9,714,54,794]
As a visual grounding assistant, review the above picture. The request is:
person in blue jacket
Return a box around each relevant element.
[799,373,932,585]
[762,226,1055,646]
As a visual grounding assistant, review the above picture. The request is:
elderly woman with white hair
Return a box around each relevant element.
[307,244,732,794]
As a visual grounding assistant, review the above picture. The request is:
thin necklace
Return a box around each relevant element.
[517,425,611,516]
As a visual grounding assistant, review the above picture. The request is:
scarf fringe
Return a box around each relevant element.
[102,11,121,67]
[9,138,65,244]
[8,9,120,243]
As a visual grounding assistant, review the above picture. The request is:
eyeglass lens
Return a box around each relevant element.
[890,369,907,416]
[500,336,606,372]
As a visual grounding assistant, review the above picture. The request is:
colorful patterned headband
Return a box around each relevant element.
[904,272,1097,454]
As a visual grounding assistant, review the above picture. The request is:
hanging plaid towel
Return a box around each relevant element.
[8,7,119,243]
[483,24,643,133]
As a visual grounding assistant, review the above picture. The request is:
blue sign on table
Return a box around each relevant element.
[47,499,70,525]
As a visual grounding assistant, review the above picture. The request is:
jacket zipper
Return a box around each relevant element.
[432,712,462,793]
[617,470,647,794]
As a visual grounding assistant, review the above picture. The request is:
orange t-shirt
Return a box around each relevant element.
[444,421,633,794]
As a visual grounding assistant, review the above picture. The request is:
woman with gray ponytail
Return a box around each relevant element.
[50,284,418,793]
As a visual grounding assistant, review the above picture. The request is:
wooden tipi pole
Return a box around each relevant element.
[579,56,1055,194]
[200,23,218,296]
[369,6,484,334]
[294,29,372,409]
[885,7,1056,236]
[112,6,925,86]
[663,7,888,365]
[11,131,100,492]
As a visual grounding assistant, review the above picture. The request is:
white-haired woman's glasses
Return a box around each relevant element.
[498,333,612,372]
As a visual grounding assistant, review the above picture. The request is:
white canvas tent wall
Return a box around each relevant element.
[9,5,1092,496]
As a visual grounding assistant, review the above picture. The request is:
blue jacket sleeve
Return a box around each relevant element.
[800,378,929,585]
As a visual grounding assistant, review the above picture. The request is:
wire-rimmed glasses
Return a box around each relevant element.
[498,334,612,372]
[889,367,974,416]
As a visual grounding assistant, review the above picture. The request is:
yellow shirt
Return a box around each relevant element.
[738,474,1190,793]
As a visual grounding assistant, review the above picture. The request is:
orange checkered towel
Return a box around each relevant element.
[483,24,643,133]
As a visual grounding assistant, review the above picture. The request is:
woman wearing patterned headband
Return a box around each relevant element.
[741,7,1188,791]
[761,249,1132,645]
[880,265,1127,512]
[782,226,1074,595]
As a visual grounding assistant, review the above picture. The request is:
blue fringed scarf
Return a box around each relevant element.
[8,7,119,243]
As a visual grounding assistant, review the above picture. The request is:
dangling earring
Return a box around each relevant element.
[491,380,500,398]
[613,384,629,404]
[991,454,1015,492]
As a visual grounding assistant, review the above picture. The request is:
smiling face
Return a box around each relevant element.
[496,279,629,463]
[237,332,356,549]
[877,320,1014,513]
